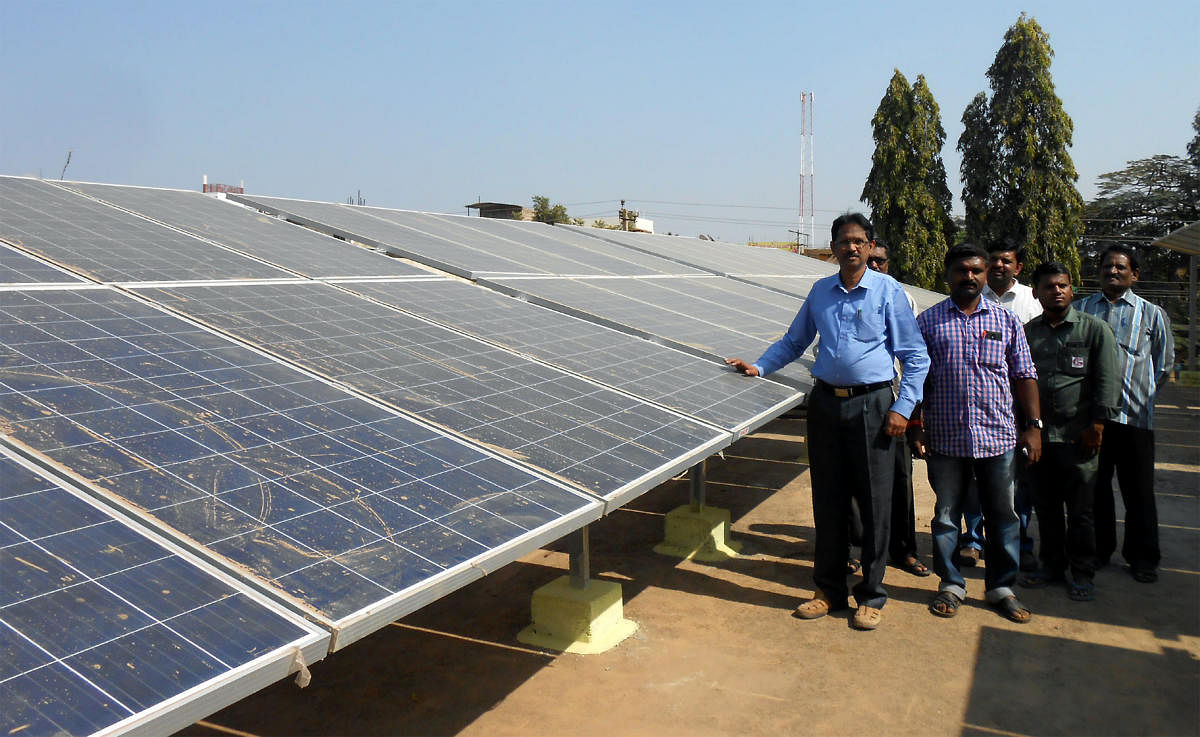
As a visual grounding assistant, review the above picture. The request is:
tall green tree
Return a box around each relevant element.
[530,195,582,225]
[861,70,953,290]
[958,14,1084,279]
[958,92,997,244]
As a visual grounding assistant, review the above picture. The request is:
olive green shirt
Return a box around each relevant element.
[1024,307,1121,444]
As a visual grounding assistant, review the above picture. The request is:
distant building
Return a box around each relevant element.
[465,201,528,220]
[589,215,654,234]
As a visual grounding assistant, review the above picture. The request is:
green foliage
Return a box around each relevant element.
[959,14,1084,281]
[591,219,621,230]
[1188,105,1200,170]
[531,195,573,224]
[860,70,953,290]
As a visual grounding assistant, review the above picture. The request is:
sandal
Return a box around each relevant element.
[852,605,882,630]
[897,556,931,577]
[1129,567,1158,583]
[929,591,962,618]
[992,595,1032,624]
[1019,570,1065,589]
[794,592,843,620]
[846,558,861,574]
[1067,581,1095,602]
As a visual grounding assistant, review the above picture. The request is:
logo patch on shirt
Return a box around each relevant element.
[1071,356,1085,369]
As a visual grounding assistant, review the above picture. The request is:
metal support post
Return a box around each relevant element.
[689,460,706,512]
[568,526,590,590]
[1189,254,1197,371]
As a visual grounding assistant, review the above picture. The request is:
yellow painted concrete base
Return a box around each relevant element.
[516,575,638,654]
[653,504,743,561]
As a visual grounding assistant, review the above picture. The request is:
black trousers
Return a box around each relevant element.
[807,384,894,609]
[1031,442,1098,582]
[1094,422,1159,570]
[848,439,917,560]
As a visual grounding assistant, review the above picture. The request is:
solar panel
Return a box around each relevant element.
[0,287,601,647]
[480,276,815,389]
[562,224,836,278]
[134,281,730,504]
[58,181,435,280]
[0,446,328,737]
[0,177,293,284]
[229,194,534,278]
[0,242,85,285]
[337,278,803,434]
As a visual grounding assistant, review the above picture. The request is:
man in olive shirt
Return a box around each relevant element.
[1021,263,1120,601]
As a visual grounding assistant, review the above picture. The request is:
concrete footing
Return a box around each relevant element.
[516,575,638,654]
[653,504,742,561]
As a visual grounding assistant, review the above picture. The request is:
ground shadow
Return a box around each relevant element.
[960,626,1199,736]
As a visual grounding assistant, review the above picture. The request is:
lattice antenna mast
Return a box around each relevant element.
[798,93,815,249]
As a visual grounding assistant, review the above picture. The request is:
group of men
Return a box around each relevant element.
[726,213,1174,630]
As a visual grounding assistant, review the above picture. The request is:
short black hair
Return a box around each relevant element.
[987,238,1026,265]
[944,242,989,270]
[872,236,890,255]
[1099,243,1140,273]
[830,212,874,243]
[1031,261,1071,287]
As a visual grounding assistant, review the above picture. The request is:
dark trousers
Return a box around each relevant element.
[1095,422,1159,570]
[1031,442,1099,583]
[847,440,916,561]
[807,384,894,609]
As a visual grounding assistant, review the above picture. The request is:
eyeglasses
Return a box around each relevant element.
[834,237,870,248]
[867,257,888,266]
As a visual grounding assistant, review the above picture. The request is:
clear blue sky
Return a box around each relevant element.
[2,1,1196,244]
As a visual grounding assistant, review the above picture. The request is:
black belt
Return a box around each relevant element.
[815,379,891,399]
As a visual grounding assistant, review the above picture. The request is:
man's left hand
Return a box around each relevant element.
[884,411,907,437]
[1018,427,1042,465]
[1079,421,1104,457]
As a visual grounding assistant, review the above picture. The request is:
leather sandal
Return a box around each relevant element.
[929,590,962,618]
[852,605,882,630]
[793,592,839,620]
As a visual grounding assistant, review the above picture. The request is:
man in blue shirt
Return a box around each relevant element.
[726,213,929,630]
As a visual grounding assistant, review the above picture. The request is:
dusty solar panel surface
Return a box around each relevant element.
[0,177,292,283]
[562,224,837,278]
[229,194,533,277]
[58,181,434,280]
[137,281,728,498]
[339,279,803,433]
[481,276,815,388]
[0,242,85,285]
[0,287,599,628]
[0,448,327,737]
[400,211,708,277]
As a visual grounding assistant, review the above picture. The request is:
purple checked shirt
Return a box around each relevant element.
[916,297,1037,458]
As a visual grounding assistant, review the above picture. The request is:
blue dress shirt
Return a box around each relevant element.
[753,268,929,418]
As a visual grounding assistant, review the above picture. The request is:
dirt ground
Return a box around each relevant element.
[183,383,1199,737]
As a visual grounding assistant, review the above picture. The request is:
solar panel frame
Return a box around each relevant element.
[334,278,803,435]
[0,286,604,648]
[57,181,437,280]
[0,177,295,284]
[0,445,329,737]
[132,280,732,507]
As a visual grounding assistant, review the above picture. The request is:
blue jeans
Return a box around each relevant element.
[959,460,1033,553]
[928,451,1020,601]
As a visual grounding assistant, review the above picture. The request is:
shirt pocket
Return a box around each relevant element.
[853,312,885,343]
[979,333,1006,367]
[1058,341,1088,376]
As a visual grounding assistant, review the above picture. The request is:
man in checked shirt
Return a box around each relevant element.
[908,243,1043,623]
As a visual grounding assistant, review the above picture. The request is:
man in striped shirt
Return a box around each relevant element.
[909,244,1043,623]
[1075,244,1174,583]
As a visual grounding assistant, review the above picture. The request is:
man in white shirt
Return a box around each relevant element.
[959,242,1043,572]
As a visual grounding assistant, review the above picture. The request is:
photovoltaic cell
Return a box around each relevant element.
[135,281,729,500]
[338,279,802,433]
[230,194,534,277]
[60,181,434,280]
[481,276,815,388]
[0,288,599,641]
[0,242,84,285]
[0,447,327,737]
[0,177,293,283]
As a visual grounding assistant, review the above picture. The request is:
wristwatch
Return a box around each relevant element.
[1025,418,1044,431]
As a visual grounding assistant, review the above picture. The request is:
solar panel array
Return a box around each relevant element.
[0,446,328,737]
[0,179,814,735]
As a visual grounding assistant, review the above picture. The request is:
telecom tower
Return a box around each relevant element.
[798,92,815,250]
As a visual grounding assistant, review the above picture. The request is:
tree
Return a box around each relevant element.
[860,70,953,290]
[530,195,582,225]
[958,14,1085,280]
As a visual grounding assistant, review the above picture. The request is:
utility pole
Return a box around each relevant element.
[618,199,639,231]
[787,228,803,254]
